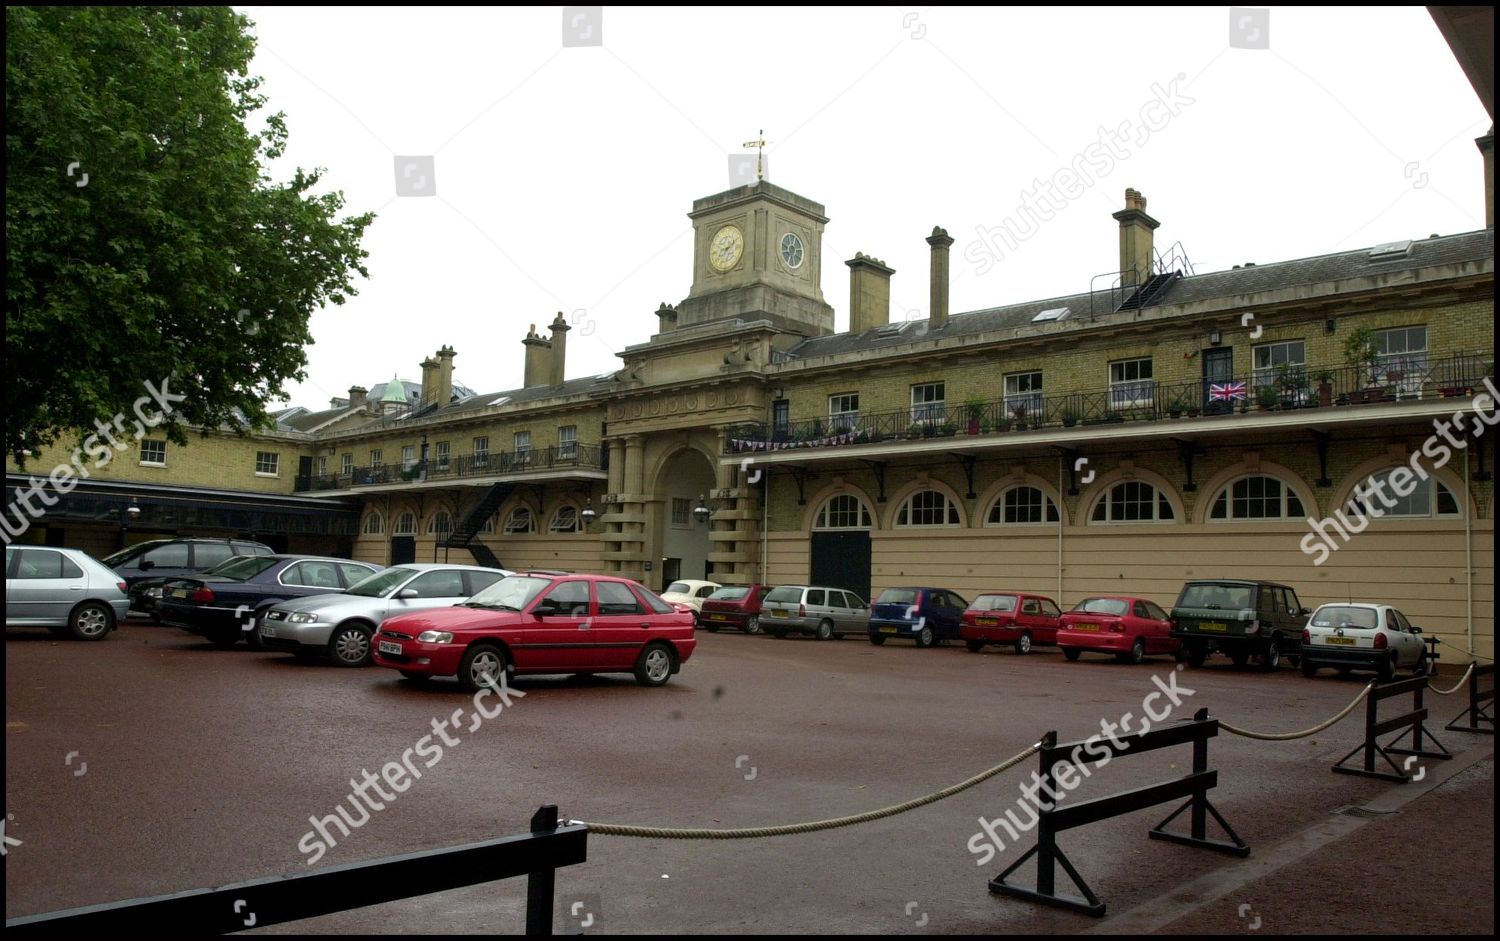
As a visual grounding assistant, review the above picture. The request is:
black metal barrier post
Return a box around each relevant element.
[5,804,587,936]
[989,708,1248,917]
[1445,663,1495,735]
[1333,676,1451,782]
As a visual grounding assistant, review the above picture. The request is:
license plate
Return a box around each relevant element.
[1324,636,1356,646]
[880,626,897,634]
[260,625,277,638]
[378,640,403,655]
[1198,622,1227,632]
[173,589,190,599]
[707,614,727,621]
[977,618,997,627]
[1072,622,1098,632]
[772,610,788,618]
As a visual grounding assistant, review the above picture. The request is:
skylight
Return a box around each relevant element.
[1367,240,1412,261]
[488,395,511,407]
[1032,307,1071,322]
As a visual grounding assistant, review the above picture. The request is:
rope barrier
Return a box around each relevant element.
[1427,662,1476,696]
[1216,681,1375,741]
[579,743,1039,839]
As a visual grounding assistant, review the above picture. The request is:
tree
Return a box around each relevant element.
[5,6,373,463]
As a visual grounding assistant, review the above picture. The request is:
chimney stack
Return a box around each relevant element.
[926,226,954,328]
[419,355,440,407]
[846,252,894,333]
[1112,188,1160,291]
[348,385,368,412]
[547,313,569,386]
[656,302,678,334]
[1479,126,1494,227]
[436,346,455,405]
[522,324,552,388]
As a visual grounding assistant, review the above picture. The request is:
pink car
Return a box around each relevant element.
[1057,596,1178,664]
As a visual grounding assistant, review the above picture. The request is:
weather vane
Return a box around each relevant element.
[741,128,768,181]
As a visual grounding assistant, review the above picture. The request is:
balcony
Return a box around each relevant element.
[296,443,606,493]
[724,350,1491,454]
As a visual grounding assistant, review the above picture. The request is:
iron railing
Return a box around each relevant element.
[297,443,605,492]
[725,350,1492,454]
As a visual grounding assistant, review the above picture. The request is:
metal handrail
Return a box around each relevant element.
[297,443,605,492]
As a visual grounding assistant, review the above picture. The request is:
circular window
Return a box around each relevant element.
[780,232,805,269]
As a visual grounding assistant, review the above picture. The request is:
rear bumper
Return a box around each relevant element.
[698,610,749,629]
[1058,630,1131,651]
[1301,645,1388,669]
[868,619,925,638]
[764,615,818,633]
[159,603,243,633]
[961,624,1022,643]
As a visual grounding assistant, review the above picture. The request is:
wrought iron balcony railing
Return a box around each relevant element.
[724,350,1492,454]
[296,443,605,492]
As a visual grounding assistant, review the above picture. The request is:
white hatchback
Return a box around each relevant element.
[1300,603,1429,681]
[660,580,722,617]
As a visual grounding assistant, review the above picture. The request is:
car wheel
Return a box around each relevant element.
[399,670,431,683]
[1259,640,1281,672]
[68,602,113,641]
[1301,659,1318,678]
[869,634,886,646]
[243,610,267,649]
[771,629,787,639]
[634,642,674,687]
[207,625,241,648]
[815,619,834,641]
[327,624,373,667]
[1411,650,1429,677]
[1185,643,1208,668]
[965,639,983,653]
[459,643,509,692]
[1015,632,1033,655]
[1126,638,1145,664]
[916,626,934,648]
[1377,654,1397,683]
[1063,647,1081,662]
[744,616,760,635]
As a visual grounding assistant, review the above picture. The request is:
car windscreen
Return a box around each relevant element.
[1311,606,1379,630]
[764,586,802,604]
[876,588,918,605]
[664,581,692,595]
[207,556,280,580]
[467,575,551,611]
[345,566,417,598]
[971,594,1018,612]
[1072,598,1129,616]
[101,543,156,566]
[709,587,750,601]
[1176,584,1253,610]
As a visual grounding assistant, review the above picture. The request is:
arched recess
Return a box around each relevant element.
[802,482,880,532]
[974,474,1068,528]
[1193,460,1318,525]
[648,445,717,584]
[884,477,970,530]
[1079,466,1185,525]
[1330,455,1470,520]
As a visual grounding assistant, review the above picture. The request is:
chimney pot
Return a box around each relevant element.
[846,252,895,333]
[926,226,954,328]
[548,312,569,386]
[522,324,552,388]
[1111,188,1160,292]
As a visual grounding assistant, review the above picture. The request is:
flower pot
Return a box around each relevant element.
[1168,409,1183,419]
[1062,417,1078,428]
[967,419,981,435]
[1318,384,1333,408]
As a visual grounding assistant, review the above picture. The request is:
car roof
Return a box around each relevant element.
[1181,579,1290,588]
[390,563,507,571]
[1314,602,1385,610]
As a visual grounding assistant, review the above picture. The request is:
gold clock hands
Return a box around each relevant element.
[741,128,768,181]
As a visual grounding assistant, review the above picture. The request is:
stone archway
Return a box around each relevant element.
[651,448,717,586]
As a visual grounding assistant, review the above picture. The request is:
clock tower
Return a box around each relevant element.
[676,180,834,336]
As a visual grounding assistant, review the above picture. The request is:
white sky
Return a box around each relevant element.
[236,5,1491,411]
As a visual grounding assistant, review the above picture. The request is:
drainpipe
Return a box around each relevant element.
[1057,454,1065,605]
[1465,447,1474,657]
[762,468,770,585]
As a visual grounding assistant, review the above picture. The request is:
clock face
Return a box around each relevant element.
[780,232,805,270]
[709,225,744,272]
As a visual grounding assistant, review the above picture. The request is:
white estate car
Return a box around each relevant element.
[660,580,722,618]
[1300,603,1429,681]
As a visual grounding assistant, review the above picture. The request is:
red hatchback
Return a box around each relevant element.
[371,572,696,690]
[1057,596,1178,664]
[698,584,772,634]
[960,592,1063,654]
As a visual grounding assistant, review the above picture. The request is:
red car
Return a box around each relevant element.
[960,592,1063,654]
[371,572,696,690]
[1057,596,1178,664]
[698,584,772,634]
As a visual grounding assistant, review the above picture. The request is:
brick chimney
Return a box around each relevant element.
[926,226,954,328]
[522,324,552,388]
[547,313,569,386]
[1112,188,1160,291]
[847,252,894,333]
[419,355,440,407]
[348,385,368,412]
[435,346,455,405]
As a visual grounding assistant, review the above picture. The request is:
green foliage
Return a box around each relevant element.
[5,6,373,462]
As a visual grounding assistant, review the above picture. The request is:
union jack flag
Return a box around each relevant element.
[1209,381,1247,402]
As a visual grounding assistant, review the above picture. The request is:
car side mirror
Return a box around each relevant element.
[139,560,155,571]
[1411,626,1423,634]
[397,588,419,599]
[533,600,559,617]
[1300,607,1312,616]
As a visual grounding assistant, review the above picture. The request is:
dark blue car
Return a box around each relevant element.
[158,555,382,648]
[867,587,969,647]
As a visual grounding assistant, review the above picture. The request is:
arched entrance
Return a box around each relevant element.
[809,492,874,602]
[652,448,716,588]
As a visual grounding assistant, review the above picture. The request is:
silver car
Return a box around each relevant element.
[759,585,869,640]
[259,563,510,666]
[5,546,130,641]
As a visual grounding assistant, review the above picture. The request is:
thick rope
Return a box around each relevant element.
[1219,681,1375,740]
[1427,662,1476,696]
[580,743,1039,839]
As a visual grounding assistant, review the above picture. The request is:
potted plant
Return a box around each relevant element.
[1186,402,1201,417]
[1061,406,1079,428]
[1343,326,1386,403]
[1256,384,1279,411]
[904,424,922,440]
[939,420,957,437]
[964,396,986,435]
[1315,369,1334,407]
[1167,394,1186,419]
[1274,363,1302,409]
[1010,403,1029,431]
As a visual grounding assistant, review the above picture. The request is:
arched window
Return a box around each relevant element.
[1208,475,1305,520]
[549,506,580,533]
[894,490,961,528]
[361,512,384,535]
[392,512,417,535]
[1091,481,1175,523]
[814,494,873,530]
[427,511,452,536]
[986,486,1059,525]
[504,506,536,534]
[1348,470,1460,519]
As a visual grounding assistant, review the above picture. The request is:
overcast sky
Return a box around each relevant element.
[236,5,1490,411]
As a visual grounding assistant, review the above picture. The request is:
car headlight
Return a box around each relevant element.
[418,631,454,644]
[287,612,320,624]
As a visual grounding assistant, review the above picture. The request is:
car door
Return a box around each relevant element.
[1387,608,1420,666]
[839,591,865,633]
[386,569,467,620]
[282,560,343,600]
[9,548,89,623]
[192,542,234,573]
[1036,598,1063,643]
[517,579,595,671]
[1142,600,1173,652]
[937,592,966,638]
[590,580,653,668]
[139,542,192,582]
[1017,597,1045,640]
[337,563,379,588]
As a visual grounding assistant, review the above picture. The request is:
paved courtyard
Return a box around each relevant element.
[5,622,1493,934]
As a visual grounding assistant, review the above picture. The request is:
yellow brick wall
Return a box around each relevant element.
[6,430,314,495]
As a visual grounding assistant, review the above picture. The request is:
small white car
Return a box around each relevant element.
[1300,603,1429,681]
[660,580,722,618]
